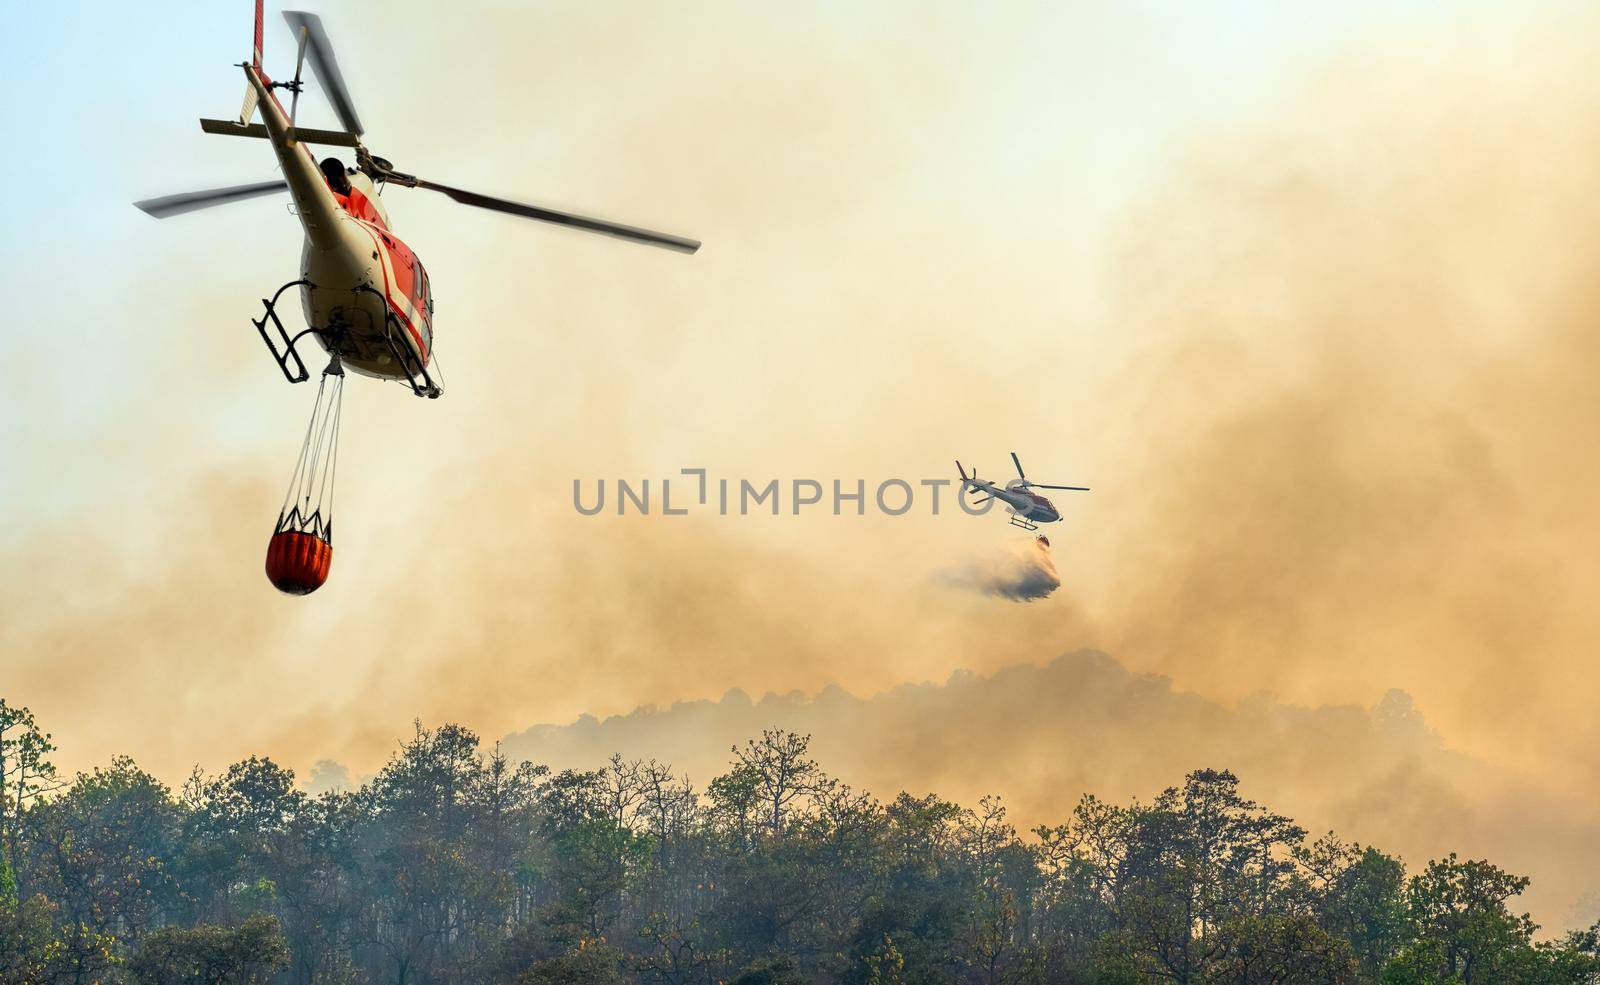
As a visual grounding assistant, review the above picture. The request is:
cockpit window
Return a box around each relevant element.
[320,157,352,196]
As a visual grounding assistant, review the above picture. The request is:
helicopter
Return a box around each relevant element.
[132,2,699,595]
[955,453,1089,531]
[134,2,699,400]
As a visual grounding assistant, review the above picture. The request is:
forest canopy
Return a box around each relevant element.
[1,697,1596,984]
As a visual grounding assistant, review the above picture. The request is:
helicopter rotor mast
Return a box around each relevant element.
[137,8,700,253]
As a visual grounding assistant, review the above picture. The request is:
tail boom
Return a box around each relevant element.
[244,64,344,250]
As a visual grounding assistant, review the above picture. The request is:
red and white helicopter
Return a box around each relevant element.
[137,1,699,399]
[956,453,1088,531]
[134,2,699,594]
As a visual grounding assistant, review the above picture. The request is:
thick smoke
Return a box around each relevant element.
[5,0,1600,934]
[938,535,1061,601]
[494,649,1599,928]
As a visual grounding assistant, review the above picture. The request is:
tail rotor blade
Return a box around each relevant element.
[282,11,363,137]
[289,23,309,125]
[134,180,288,218]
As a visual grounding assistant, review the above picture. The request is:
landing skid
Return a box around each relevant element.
[353,284,441,399]
[1008,515,1039,531]
[253,279,317,384]
[251,279,441,399]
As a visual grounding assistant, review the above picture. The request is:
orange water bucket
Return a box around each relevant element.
[265,529,333,595]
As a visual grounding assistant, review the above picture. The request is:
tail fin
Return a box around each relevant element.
[239,87,260,125]
[239,0,264,124]
[253,0,265,68]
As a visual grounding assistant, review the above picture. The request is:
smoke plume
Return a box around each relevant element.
[939,535,1061,601]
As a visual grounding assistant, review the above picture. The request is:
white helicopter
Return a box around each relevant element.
[955,453,1088,531]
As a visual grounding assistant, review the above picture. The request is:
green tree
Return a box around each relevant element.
[3,714,1592,985]
[730,731,831,840]
[729,955,808,984]
[363,721,493,983]
[1206,913,1356,983]
[0,892,119,984]
[1316,845,1408,982]
[0,699,62,894]
[25,756,183,944]
[178,757,306,924]
[126,912,290,984]
[1393,854,1538,985]
[1115,770,1307,983]
[517,939,627,985]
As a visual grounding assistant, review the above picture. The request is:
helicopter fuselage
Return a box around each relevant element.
[247,63,433,382]
[967,479,1060,524]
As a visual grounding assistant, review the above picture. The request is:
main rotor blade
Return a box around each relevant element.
[133,180,288,218]
[282,11,363,137]
[1011,452,1027,481]
[409,178,701,254]
[1032,484,1091,491]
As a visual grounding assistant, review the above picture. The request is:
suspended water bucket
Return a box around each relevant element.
[267,360,344,596]
[266,528,332,595]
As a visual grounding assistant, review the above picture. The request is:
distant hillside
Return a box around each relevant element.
[499,650,1599,929]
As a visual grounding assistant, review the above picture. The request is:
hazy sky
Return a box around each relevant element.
[4,0,1600,927]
